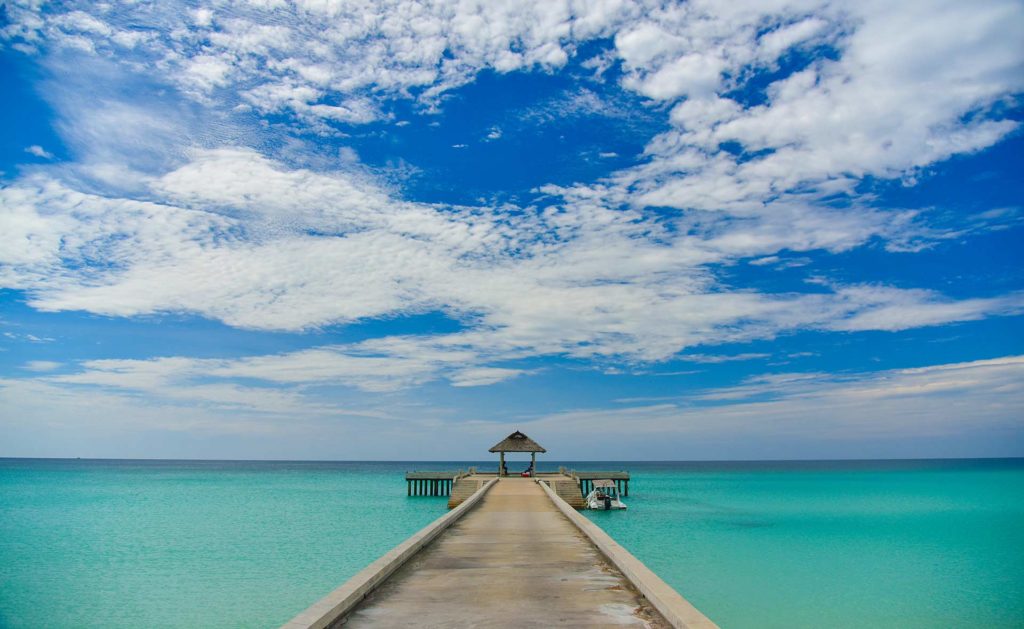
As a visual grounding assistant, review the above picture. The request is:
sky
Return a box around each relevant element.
[0,0,1022,461]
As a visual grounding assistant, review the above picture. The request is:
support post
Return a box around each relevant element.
[499,451,505,477]
[531,452,536,477]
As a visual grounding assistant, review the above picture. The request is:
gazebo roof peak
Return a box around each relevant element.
[488,430,546,453]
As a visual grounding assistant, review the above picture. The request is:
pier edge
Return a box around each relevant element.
[280,478,498,629]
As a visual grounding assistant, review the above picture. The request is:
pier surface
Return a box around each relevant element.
[344,477,667,627]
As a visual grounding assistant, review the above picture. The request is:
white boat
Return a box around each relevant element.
[585,479,627,510]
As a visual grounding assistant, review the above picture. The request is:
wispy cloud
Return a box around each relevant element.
[22,360,62,372]
[514,356,1024,457]
[24,145,54,159]
[680,353,770,364]
[7,354,1019,458]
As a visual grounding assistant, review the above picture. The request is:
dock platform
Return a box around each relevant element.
[407,467,632,501]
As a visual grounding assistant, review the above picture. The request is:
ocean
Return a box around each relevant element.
[1,458,1021,628]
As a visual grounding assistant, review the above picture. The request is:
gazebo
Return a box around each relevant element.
[489,430,546,477]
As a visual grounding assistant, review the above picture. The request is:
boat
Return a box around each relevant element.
[585,479,627,510]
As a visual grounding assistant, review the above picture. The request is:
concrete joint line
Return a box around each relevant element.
[536,479,719,629]
[281,478,499,629]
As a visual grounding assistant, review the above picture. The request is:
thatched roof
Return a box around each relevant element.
[488,430,546,453]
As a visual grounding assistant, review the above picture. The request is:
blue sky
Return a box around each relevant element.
[1,0,1022,460]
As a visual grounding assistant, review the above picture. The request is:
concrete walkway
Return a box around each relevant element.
[343,478,668,628]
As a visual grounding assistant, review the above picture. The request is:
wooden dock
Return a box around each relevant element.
[283,475,716,629]
[407,467,631,501]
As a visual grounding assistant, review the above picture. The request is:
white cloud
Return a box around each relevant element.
[22,360,62,372]
[3,143,1022,372]
[1,331,55,343]
[601,0,1024,223]
[46,355,366,413]
[513,355,1024,458]
[11,354,1019,458]
[36,335,510,398]
[681,353,770,364]
[0,0,1021,391]
[2,0,631,125]
[757,17,830,60]
[24,145,54,159]
[826,288,1024,332]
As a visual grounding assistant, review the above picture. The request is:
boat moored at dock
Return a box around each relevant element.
[586,478,628,510]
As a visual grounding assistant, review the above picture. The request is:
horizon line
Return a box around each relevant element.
[2,455,1021,463]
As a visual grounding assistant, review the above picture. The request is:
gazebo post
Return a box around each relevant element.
[499,451,505,477]
[531,452,536,477]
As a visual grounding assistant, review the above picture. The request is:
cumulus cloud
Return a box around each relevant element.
[599,0,1024,221]
[2,0,632,124]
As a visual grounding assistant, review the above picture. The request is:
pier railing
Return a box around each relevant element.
[405,470,462,496]
[538,480,716,628]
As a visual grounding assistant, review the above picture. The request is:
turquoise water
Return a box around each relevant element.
[1,459,1022,628]
[585,460,1024,628]
[0,460,450,628]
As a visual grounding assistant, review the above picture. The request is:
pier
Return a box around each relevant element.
[283,475,715,628]
[283,432,715,629]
